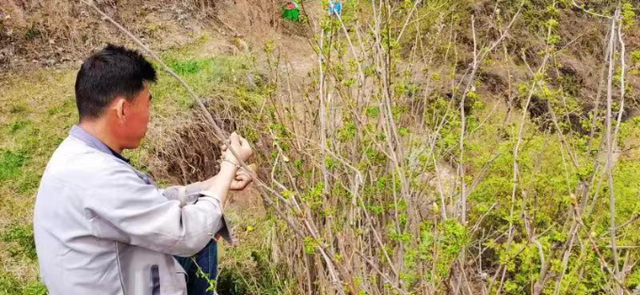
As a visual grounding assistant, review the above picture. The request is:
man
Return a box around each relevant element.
[33,44,253,295]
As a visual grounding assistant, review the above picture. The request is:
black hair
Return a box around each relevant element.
[74,44,157,120]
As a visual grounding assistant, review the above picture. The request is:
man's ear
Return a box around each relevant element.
[113,97,127,123]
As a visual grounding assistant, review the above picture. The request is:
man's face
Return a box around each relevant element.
[118,84,152,149]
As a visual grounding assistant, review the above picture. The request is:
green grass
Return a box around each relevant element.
[0,69,77,293]
[2,223,37,261]
[0,272,47,295]
[0,150,28,181]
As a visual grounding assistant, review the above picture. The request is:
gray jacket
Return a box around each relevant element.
[34,132,228,295]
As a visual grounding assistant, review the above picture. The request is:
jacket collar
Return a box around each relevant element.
[69,125,130,163]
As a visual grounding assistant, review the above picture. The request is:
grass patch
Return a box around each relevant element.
[7,121,33,135]
[2,223,37,261]
[0,150,28,181]
[151,55,256,113]
[168,58,215,75]
[9,103,29,114]
[0,69,76,291]
[0,271,46,295]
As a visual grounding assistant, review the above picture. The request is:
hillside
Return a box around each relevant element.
[1,0,640,294]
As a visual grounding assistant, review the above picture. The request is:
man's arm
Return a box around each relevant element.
[84,164,241,255]
[200,162,236,204]
[162,164,254,207]
[85,132,252,256]
[85,165,226,257]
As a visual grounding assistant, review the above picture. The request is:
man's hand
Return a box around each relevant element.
[201,132,254,208]
[222,132,253,165]
[229,164,257,191]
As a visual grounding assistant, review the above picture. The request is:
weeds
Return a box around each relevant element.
[0,151,28,182]
[0,272,46,295]
[2,224,37,261]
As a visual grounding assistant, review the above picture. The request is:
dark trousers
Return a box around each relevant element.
[174,240,218,295]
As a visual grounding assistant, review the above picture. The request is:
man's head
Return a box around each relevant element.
[75,44,157,150]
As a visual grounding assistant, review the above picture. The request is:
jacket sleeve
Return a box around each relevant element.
[161,182,233,244]
[161,183,204,206]
[84,165,224,257]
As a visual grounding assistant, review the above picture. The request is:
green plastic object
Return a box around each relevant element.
[282,1,300,22]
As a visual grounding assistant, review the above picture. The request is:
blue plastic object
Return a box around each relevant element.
[328,0,342,15]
